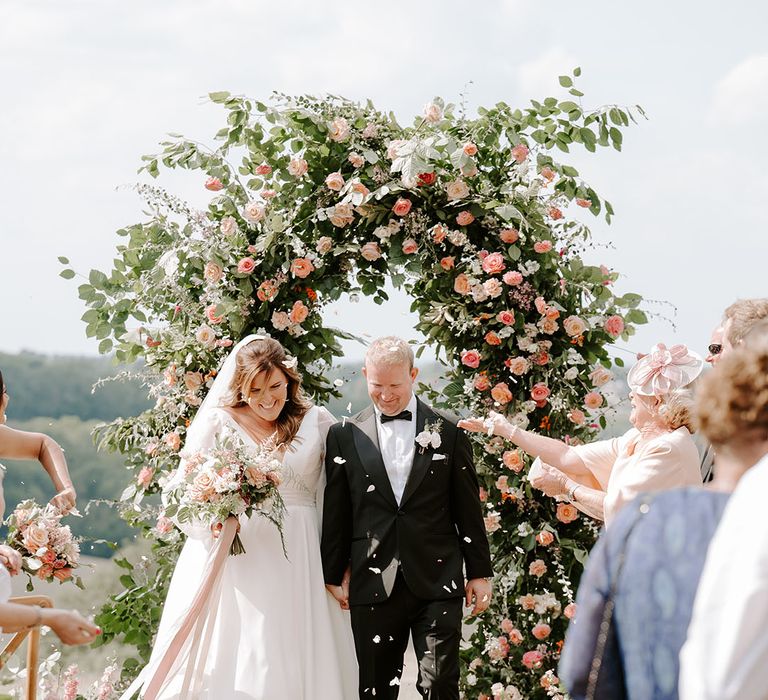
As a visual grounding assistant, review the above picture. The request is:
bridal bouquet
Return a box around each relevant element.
[165,429,286,555]
[4,499,83,591]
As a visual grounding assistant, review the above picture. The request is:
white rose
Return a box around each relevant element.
[195,324,217,348]
[329,117,350,142]
[445,180,469,201]
[220,215,239,236]
[242,201,265,224]
[423,101,443,123]
[288,158,309,178]
[564,367,579,381]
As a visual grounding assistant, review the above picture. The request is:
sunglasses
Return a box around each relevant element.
[708,343,722,356]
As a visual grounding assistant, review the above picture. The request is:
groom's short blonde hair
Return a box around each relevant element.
[365,336,414,369]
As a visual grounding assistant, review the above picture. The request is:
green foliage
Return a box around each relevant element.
[64,73,646,697]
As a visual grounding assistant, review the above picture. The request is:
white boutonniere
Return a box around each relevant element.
[415,419,443,454]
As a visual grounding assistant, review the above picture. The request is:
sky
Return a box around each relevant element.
[1,0,766,362]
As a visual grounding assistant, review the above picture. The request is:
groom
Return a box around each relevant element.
[322,336,493,699]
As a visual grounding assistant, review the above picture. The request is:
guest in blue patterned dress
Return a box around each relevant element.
[559,333,768,700]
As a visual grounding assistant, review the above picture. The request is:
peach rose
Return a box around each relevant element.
[329,116,350,142]
[530,383,550,402]
[329,203,354,228]
[23,524,49,552]
[536,530,554,547]
[423,102,443,123]
[519,594,536,610]
[402,238,419,255]
[316,236,333,255]
[184,370,204,391]
[461,349,481,369]
[237,257,256,274]
[484,513,501,533]
[503,270,523,286]
[508,628,524,646]
[483,278,503,298]
[479,486,488,502]
[482,252,506,275]
[568,408,586,425]
[351,181,370,196]
[37,564,54,580]
[204,176,223,191]
[440,256,455,271]
[522,650,544,670]
[538,318,558,335]
[290,258,314,279]
[456,210,475,227]
[491,382,513,404]
[576,198,592,208]
[563,315,587,337]
[164,432,181,452]
[272,311,291,331]
[191,471,215,501]
[260,189,276,200]
[535,296,548,315]
[361,242,382,261]
[497,310,515,326]
[348,152,365,168]
[499,228,519,244]
[501,618,515,635]
[532,623,551,640]
[288,158,309,177]
[564,603,577,619]
[485,331,502,346]
[325,171,345,191]
[243,201,265,223]
[529,559,547,578]
[533,241,553,254]
[584,391,603,409]
[220,216,239,236]
[255,163,272,175]
[454,273,471,295]
[604,315,625,337]
[431,223,449,243]
[41,549,56,565]
[195,324,217,348]
[508,357,530,376]
[556,502,579,523]
[257,279,278,302]
[205,304,224,325]
[540,166,556,182]
[289,300,309,324]
[474,373,490,391]
[589,367,613,387]
[204,261,223,284]
[445,179,470,201]
[463,142,478,156]
[53,567,73,582]
[549,206,564,220]
[137,467,154,488]
[510,143,529,163]
[502,450,524,473]
[495,475,509,492]
[392,198,412,217]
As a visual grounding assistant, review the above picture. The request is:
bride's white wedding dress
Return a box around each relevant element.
[145,404,357,699]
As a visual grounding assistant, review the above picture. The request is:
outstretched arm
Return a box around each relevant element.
[0,425,76,512]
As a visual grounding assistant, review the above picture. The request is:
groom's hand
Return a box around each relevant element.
[465,578,492,616]
[326,584,349,610]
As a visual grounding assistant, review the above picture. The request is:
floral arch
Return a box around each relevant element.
[65,73,646,698]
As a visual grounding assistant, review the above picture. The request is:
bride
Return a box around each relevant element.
[123,335,357,699]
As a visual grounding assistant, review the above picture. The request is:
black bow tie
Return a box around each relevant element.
[380,409,413,423]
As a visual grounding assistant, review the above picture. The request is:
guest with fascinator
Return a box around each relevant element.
[459,343,704,526]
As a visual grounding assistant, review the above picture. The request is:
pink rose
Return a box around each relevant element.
[549,206,564,220]
[456,210,475,227]
[53,567,73,582]
[463,142,478,156]
[271,311,291,331]
[584,391,603,409]
[522,650,544,670]
[564,602,577,619]
[501,618,515,635]
[255,163,272,176]
[360,242,382,261]
[289,300,309,324]
[205,304,224,325]
[473,373,490,391]
[508,628,524,646]
[41,549,56,565]
[461,349,481,369]
[290,258,315,279]
[261,189,277,200]
[204,176,223,191]
[491,382,513,405]
[440,256,455,271]
[556,502,579,523]
[533,241,553,254]
[156,516,174,535]
[362,123,379,139]
[604,315,625,337]
[563,315,587,337]
[402,238,419,255]
[497,310,515,326]
[479,486,488,503]
[536,530,555,547]
[589,367,613,387]
[23,524,49,552]
[137,467,154,488]
[484,513,501,533]
[568,408,586,425]
[510,143,530,163]
[392,198,412,217]
[348,152,365,168]
[237,257,256,274]
[499,228,519,244]
[483,278,503,298]
[164,432,181,452]
[204,261,223,284]
[431,223,449,243]
[329,117,350,142]
[423,102,443,123]
[534,296,548,315]
[532,623,551,640]
[576,198,592,208]
[482,252,506,275]
[519,594,536,611]
[503,271,523,286]
[325,171,345,191]
[495,475,509,492]
[316,236,333,255]
[288,158,308,178]
[502,450,524,473]
[508,357,530,376]
[453,273,471,295]
[243,201,265,223]
[530,383,550,403]
[529,559,547,578]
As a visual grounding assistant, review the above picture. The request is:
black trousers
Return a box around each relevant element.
[350,571,463,700]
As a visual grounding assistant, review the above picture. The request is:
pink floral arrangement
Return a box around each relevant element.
[5,499,82,590]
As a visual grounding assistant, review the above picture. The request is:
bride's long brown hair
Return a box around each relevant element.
[221,338,312,445]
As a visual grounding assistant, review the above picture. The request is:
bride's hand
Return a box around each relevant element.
[0,545,21,575]
[50,486,77,514]
[211,519,241,538]
[458,412,511,438]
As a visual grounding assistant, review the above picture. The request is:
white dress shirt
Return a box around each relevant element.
[679,453,768,700]
[374,394,417,505]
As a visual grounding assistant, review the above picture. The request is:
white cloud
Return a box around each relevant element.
[516,48,579,96]
[711,54,768,126]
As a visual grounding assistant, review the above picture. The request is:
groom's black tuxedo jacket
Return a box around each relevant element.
[321,398,493,606]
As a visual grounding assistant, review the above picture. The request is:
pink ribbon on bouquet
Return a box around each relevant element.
[119,517,237,700]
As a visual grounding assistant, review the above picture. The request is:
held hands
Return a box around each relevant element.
[529,462,569,498]
[50,486,77,514]
[326,566,351,610]
[458,412,512,439]
[465,578,492,616]
[0,545,22,575]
